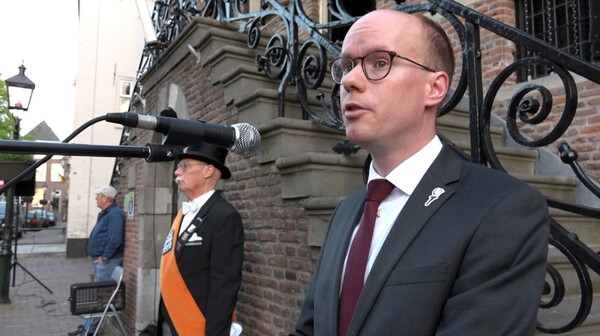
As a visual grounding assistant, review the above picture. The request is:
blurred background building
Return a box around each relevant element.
[65,0,145,257]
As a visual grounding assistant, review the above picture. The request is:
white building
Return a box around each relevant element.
[67,0,147,257]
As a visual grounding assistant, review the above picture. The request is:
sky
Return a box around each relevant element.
[0,0,79,140]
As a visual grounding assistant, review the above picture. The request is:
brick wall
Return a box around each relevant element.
[468,0,600,179]
[120,159,143,332]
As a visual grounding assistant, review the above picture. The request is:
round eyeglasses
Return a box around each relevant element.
[176,162,207,171]
[330,50,436,84]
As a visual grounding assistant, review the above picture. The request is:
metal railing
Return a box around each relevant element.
[120,0,600,333]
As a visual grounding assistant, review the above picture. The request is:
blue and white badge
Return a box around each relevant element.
[162,231,174,254]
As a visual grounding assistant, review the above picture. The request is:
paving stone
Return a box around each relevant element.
[0,220,124,336]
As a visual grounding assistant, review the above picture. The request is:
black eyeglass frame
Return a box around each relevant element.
[330,50,437,84]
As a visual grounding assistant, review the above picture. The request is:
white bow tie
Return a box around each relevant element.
[182,200,200,215]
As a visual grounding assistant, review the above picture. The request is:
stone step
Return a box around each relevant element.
[547,244,600,295]
[441,105,471,124]
[551,208,600,247]
[539,242,600,335]
[211,48,336,119]
[192,17,262,51]
[437,113,504,147]
[512,173,580,201]
[438,107,543,175]
[196,25,337,112]
[275,151,366,199]
[450,140,538,175]
[256,118,348,164]
[302,196,345,247]
[537,291,600,335]
[218,63,281,105]
[236,88,338,127]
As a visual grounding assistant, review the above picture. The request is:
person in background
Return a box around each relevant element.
[68,185,125,336]
[290,9,549,336]
[158,142,244,336]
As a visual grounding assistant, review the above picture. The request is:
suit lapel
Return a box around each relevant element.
[347,146,462,335]
[324,192,366,336]
[195,192,218,220]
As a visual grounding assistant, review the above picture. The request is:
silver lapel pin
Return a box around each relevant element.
[424,187,445,207]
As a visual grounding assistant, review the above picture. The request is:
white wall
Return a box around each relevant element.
[67,0,146,239]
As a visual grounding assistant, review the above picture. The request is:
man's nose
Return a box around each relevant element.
[342,64,366,91]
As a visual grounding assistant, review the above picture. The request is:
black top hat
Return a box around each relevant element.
[179,143,231,179]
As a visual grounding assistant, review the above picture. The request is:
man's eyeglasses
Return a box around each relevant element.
[330,50,436,84]
[176,162,207,171]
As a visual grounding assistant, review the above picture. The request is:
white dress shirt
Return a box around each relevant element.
[179,190,215,237]
[341,136,443,286]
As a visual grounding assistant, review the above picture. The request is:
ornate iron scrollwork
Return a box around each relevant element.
[538,236,593,334]
[480,57,579,173]
[124,1,600,333]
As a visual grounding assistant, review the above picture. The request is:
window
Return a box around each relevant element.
[516,0,600,81]
[329,1,375,45]
[50,163,63,182]
[120,80,133,98]
[118,79,134,112]
[36,163,47,181]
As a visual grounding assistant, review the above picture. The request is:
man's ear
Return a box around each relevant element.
[203,164,215,178]
[425,71,449,108]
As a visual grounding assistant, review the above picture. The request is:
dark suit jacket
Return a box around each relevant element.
[160,192,244,336]
[291,145,550,336]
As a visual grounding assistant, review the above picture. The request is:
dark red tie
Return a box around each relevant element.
[338,179,395,336]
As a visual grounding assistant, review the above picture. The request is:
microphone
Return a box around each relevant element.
[106,112,261,157]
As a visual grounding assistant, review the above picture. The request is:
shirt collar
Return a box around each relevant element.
[368,136,443,196]
[187,190,215,210]
[100,202,117,215]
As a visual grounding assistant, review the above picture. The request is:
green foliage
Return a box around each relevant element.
[0,75,34,161]
[0,76,12,139]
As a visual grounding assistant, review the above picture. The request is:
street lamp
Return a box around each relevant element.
[0,64,35,304]
[5,64,36,110]
[59,157,70,222]
[5,64,35,140]
[60,156,70,179]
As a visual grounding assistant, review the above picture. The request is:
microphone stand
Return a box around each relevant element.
[0,140,182,294]
[0,140,180,160]
[0,141,183,195]
[9,194,53,293]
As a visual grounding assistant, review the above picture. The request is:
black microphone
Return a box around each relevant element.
[106,112,261,157]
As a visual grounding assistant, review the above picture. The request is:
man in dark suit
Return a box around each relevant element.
[159,142,244,336]
[290,9,549,336]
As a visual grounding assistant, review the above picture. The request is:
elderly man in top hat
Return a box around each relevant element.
[158,142,244,336]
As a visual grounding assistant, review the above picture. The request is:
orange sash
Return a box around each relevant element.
[160,210,207,334]
[160,210,237,335]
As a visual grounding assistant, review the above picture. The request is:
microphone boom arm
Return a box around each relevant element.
[0,140,181,162]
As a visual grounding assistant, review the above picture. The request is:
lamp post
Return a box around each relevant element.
[60,156,70,221]
[0,64,35,304]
